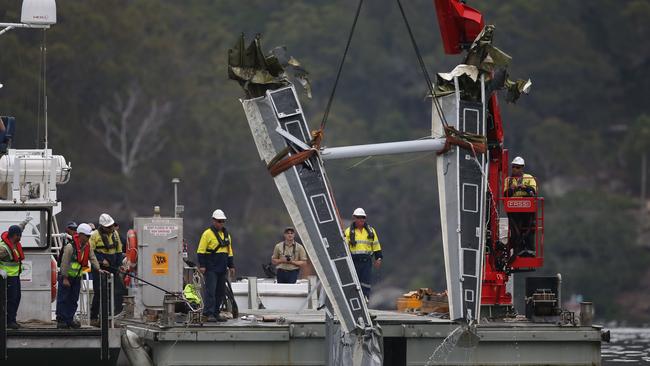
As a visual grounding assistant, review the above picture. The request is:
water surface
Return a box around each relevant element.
[602,328,650,365]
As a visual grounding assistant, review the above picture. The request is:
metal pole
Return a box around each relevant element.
[319,138,446,160]
[43,30,48,151]
[0,26,15,36]
[247,277,259,310]
[116,268,175,295]
[172,178,180,217]
[110,272,114,328]
[0,270,6,360]
[100,272,109,361]
[0,22,49,29]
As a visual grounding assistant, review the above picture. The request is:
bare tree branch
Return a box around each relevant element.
[87,82,172,178]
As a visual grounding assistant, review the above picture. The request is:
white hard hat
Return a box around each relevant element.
[98,213,115,227]
[511,156,525,166]
[352,208,366,217]
[77,223,93,236]
[212,209,227,220]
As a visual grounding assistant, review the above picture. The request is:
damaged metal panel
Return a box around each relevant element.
[433,76,488,323]
[228,34,311,99]
[241,85,372,333]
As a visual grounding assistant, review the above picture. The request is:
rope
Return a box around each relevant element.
[395,0,450,129]
[320,0,364,131]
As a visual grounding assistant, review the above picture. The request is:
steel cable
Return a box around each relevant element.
[395,0,450,129]
[320,0,364,131]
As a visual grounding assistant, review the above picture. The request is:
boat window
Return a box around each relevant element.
[0,209,51,248]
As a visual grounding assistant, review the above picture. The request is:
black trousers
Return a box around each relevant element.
[276,269,299,284]
[56,276,81,325]
[508,212,536,254]
[7,276,20,324]
[90,268,126,320]
[352,254,373,297]
[203,271,227,317]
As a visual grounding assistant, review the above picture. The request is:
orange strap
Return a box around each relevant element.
[268,130,324,177]
[436,126,487,156]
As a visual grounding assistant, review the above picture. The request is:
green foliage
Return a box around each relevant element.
[0,0,646,320]
[541,190,648,320]
[624,115,650,156]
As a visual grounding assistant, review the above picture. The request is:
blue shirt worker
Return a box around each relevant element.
[0,225,25,329]
[344,208,383,299]
[57,223,104,329]
[197,209,235,322]
[89,213,125,326]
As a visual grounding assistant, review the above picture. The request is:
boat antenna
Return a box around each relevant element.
[42,28,48,151]
[36,29,46,148]
[0,0,58,150]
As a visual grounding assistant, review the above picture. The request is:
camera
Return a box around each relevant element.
[285,255,292,261]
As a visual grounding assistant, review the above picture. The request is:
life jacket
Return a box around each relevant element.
[67,236,91,278]
[92,229,122,256]
[0,231,25,277]
[504,174,537,197]
[348,222,375,246]
[197,227,234,272]
[206,227,231,253]
[57,233,76,266]
[99,231,119,250]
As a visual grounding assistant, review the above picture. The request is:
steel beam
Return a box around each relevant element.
[320,138,446,160]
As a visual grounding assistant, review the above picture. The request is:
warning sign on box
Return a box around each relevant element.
[151,253,169,275]
[144,224,178,237]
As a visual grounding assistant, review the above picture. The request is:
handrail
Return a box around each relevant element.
[100,272,110,360]
[0,269,6,360]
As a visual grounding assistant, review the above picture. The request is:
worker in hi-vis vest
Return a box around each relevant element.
[197,209,235,322]
[344,208,383,300]
[504,156,538,257]
[0,225,24,329]
[57,223,105,329]
[89,213,126,327]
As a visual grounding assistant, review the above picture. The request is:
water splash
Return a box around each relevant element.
[424,326,464,365]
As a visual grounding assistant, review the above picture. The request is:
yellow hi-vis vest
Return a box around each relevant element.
[504,173,538,197]
[183,284,201,304]
[90,230,123,254]
[0,241,21,277]
[67,244,90,278]
[344,226,381,255]
[196,229,234,256]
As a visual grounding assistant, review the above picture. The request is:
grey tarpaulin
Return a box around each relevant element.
[326,313,383,366]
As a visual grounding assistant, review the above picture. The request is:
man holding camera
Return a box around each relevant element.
[271,227,307,284]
